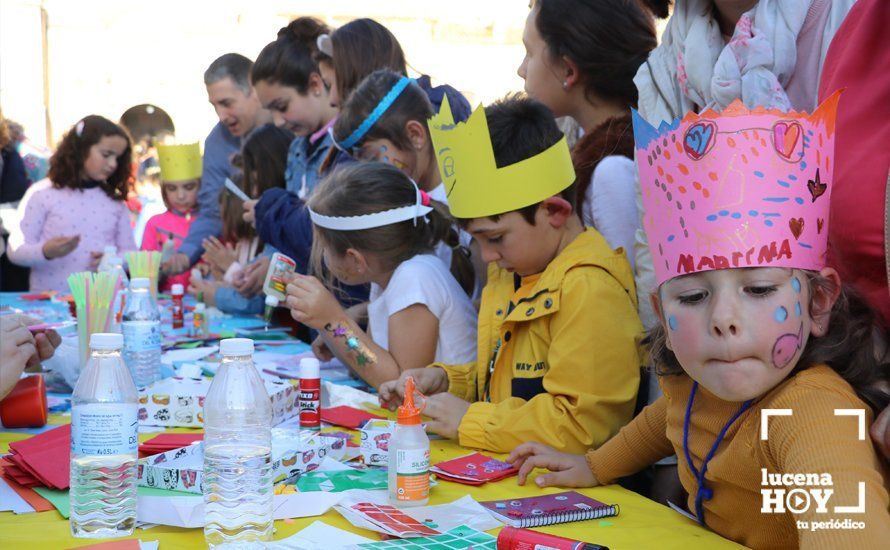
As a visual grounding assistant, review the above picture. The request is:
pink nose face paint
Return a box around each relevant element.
[771,323,803,369]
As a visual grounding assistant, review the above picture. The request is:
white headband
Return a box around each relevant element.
[308,178,433,231]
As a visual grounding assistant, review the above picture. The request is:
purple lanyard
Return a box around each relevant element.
[682,381,753,525]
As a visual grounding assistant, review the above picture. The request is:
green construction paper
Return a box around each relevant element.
[296,468,389,492]
[33,485,196,519]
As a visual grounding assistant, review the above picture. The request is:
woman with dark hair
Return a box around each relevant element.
[518,0,657,269]
[7,115,136,291]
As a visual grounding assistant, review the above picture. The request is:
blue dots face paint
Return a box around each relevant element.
[668,315,678,331]
[774,306,788,323]
[791,277,801,293]
[795,302,802,317]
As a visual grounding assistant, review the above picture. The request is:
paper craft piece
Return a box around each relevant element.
[359,420,394,466]
[428,96,576,218]
[296,468,389,493]
[33,486,70,517]
[20,292,54,301]
[138,429,349,493]
[335,491,501,538]
[64,540,141,550]
[633,93,841,285]
[480,490,619,528]
[135,491,344,528]
[224,176,250,201]
[356,525,497,550]
[431,452,518,486]
[160,345,217,365]
[322,406,385,430]
[0,476,35,514]
[137,375,297,427]
[6,424,70,489]
[0,464,54,511]
[138,433,203,456]
[267,520,374,549]
[157,142,201,182]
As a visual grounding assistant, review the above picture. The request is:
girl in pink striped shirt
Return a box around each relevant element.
[7,116,136,292]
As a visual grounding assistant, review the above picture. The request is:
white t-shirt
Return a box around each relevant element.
[368,254,477,365]
[581,155,639,269]
[429,183,482,299]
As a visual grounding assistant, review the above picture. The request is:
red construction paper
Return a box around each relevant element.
[431,452,518,485]
[0,464,53,511]
[7,424,71,489]
[320,406,384,430]
[138,433,202,456]
[66,540,141,550]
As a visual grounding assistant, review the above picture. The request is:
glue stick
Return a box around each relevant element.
[171,284,184,329]
[298,358,321,431]
[388,376,429,507]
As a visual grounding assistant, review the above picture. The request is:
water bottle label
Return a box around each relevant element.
[71,404,139,456]
[123,321,160,352]
[395,448,429,501]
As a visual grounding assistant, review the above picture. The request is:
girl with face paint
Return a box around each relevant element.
[505,99,890,548]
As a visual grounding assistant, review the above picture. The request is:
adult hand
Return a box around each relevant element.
[378,367,449,411]
[311,335,334,362]
[201,236,237,273]
[234,255,270,298]
[0,314,60,400]
[161,252,191,276]
[42,235,80,260]
[870,404,890,461]
[507,442,598,488]
[242,199,258,227]
[421,392,471,440]
[284,274,345,330]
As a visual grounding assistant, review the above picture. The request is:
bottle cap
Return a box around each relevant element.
[265,295,279,307]
[194,303,206,312]
[397,376,424,425]
[300,357,320,379]
[90,332,123,350]
[171,284,184,295]
[130,277,150,289]
[220,337,254,356]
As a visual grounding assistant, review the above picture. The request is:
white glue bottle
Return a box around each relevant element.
[388,376,430,507]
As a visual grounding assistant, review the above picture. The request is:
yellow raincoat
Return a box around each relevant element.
[435,228,643,453]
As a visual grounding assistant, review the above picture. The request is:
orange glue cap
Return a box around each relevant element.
[397,376,425,425]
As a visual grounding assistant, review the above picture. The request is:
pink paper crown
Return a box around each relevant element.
[633,92,840,286]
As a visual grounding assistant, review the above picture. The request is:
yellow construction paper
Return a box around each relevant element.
[157,142,202,182]
[428,96,576,219]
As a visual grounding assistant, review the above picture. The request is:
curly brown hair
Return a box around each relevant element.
[645,271,890,413]
[48,115,132,201]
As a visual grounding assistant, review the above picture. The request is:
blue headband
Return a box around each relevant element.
[335,76,413,150]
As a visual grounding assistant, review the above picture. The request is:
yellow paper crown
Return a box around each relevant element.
[428,96,576,218]
[156,142,202,182]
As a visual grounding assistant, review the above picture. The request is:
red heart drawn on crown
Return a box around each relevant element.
[789,218,805,240]
[773,121,802,161]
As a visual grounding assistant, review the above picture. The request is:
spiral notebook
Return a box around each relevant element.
[480,491,619,528]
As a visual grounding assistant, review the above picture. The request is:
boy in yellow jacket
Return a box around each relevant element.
[379,95,642,454]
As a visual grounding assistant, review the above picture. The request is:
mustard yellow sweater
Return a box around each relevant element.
[586,365,890,549]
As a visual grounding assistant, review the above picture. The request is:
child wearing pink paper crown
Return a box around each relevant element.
[507,94,890,548]
[141,142,201,292]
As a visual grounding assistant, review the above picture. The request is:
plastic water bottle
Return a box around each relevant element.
[121,277,161,387]
[203,338,273,547]
[70,333,139,538]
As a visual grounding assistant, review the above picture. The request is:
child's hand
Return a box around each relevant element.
[89,250,104,270]
[285,274,344,330]
[421,392,471,440]
[871,404,890,461]
[201,236,237,272]
[311,335,334,362]
[235,255,270,298]
[242,199,258,227]
[188,277,221,307]
[507,442,599,488]
[378,367,450,410]
[161,252,191,275]
[42,235,80,259]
